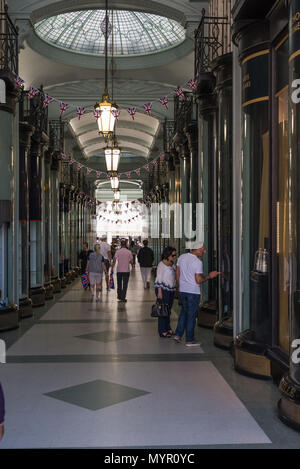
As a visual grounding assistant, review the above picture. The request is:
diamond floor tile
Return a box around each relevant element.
[44,379,150,411]
[75,331,138,343]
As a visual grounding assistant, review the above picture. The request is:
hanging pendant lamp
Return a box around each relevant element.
[95,0,118,141]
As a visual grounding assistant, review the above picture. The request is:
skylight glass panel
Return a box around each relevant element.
[35,9,186,56]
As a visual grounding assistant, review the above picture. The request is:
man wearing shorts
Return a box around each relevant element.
[86,244,107,302]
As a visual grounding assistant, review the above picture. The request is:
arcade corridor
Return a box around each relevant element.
[0,268,299,449]
[3,0,300,449]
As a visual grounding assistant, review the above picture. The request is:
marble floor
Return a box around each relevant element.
[0,268,299,448]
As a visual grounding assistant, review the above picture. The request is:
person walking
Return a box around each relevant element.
[0,382,4,440]
[129,241,138,268]
[138,239,154,289]
[111,239,133,302]
[154,246,177,338]
[100,235,112,291]
[86,244,107,302]
[174,242,221,347]
[79,242,93,275]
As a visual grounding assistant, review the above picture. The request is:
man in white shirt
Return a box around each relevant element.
[100,235,112,290]
[174,241,221,347]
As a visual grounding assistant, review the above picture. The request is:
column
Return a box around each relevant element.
[64,186,72,284]
[50,152,61,293]
[43,149,54,300]
[174,134,190,252]
[0,74,19,331]
[212,53,234,350]
[196,74,219,328]
[59,183,66,288]
[185,123,198,235]
[19,121,34,318]
[29,137,46,307]
[232,19,272,378]
[278,0,300,429]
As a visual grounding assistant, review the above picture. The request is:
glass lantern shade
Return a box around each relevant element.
[105,145,121,172]
[110,176,119,190]
[95,96,117,138]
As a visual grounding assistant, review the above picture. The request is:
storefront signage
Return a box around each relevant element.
[241,50,269,108]
[289,0,300,62]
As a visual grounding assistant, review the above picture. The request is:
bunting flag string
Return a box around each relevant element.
[28,86,40,99]
[60,151,166,179]
[13,71,198,120]
[127,107,136,120]
[60,101,69,116]
[43,94,54,109]
[77,106,85,120]
[158,96,168,110]
[15,76,25,88]
[94,109,102,120]
[186,79,197,91]
[143,102,152,116]
[173,87,185,100]
[111,109,120,121]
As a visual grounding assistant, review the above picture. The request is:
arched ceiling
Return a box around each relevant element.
[69,108,160,159]
[9,0,207,201]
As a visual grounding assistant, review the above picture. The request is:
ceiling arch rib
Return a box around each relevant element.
[78,128,154,148]
[74,121,156,139]
[85,140,149,158]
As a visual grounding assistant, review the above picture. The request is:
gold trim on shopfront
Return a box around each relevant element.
[242,49,270,65]
[235,348,271,377]
[275,85,289,98]
[280,396,300,425]
[275,34,289,51]
[242,96,269,108]
[289,49,300,62]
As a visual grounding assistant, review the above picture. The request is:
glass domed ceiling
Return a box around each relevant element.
[34,10,186,56]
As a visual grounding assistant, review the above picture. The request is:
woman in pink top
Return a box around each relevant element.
[111,239,133,302]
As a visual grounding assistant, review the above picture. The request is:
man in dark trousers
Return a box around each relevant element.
[137,239,154,289]
[0,382,5,440]
[111,239,133,302]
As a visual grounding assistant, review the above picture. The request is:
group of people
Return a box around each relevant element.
[79,237,221,347]
[79,237,152,303]
[154,242,221,346]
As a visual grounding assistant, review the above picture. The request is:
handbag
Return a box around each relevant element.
[151,301,171,318]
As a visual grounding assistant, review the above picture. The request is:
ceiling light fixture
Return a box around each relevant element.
[94,0,117,141]
[105,138,121,173]
[110,176,119,190]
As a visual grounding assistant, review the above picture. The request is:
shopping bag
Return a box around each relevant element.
[81,272,89,290]
[109,272,115,289]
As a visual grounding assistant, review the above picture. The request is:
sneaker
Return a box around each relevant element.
[185,341,201,347]
[173,336,182,343]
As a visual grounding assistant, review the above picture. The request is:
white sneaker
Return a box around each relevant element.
[173,336,182,343]
[185,341,201,347]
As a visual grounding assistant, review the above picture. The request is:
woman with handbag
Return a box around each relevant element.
[154,246,177,338]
